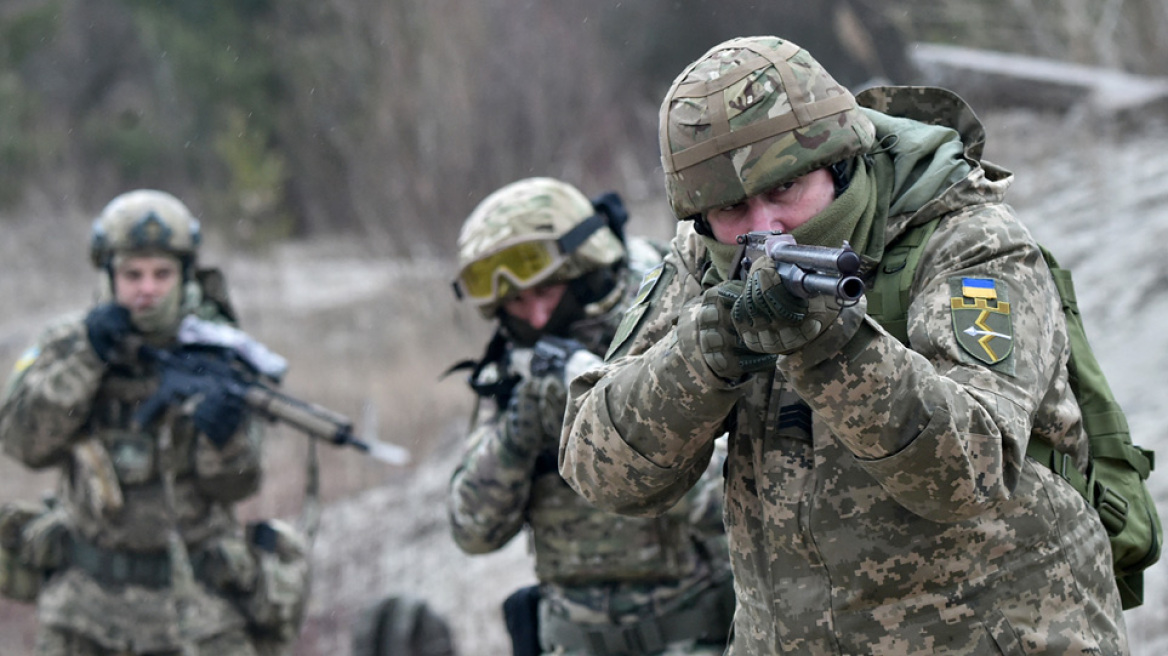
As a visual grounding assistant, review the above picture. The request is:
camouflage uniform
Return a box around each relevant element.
[560,38,1129,655]
[449,179,732,655]
[0,191,263,655]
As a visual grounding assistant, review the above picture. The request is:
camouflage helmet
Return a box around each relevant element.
[660,36,876,219]
[90,189,201,269]
[455,177,625,311]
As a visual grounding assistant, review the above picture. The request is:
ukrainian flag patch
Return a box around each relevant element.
[961,277,998,299]
[13,346,40,375]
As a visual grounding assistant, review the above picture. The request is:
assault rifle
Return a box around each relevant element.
[130,318,410,465]
[729,230,865,306]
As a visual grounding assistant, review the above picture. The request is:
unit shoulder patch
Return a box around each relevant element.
[949,276,1014,369]
[606,263,668,361]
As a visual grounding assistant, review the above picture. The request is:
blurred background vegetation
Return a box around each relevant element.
[1,0,1164,256]
[3,2,1168,653]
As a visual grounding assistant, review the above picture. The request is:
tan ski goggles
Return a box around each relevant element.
[454,213,609,305]
[456,238,567,304]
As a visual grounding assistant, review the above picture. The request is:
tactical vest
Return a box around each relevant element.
[527,470,700,585]
[867,218,1162,609]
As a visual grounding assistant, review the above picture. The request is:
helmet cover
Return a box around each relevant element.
[660,36,876,219]
[90,189,201,268]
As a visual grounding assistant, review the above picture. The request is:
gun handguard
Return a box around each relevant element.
[733,231,865,306]
[135,343,410,464]
[242,386,356,447]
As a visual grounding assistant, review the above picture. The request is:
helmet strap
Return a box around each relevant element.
[829,158,856,198]
[691,214,714,238]
[556,213,607,254]
[589,192,629,245]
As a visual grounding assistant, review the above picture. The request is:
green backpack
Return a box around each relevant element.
[868,218,1162,610]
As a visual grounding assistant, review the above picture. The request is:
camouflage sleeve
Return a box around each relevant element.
[780,204,1067,522]
[560,231,741,517]
[0,318,103,468]
[683,436,727,538]
[447,402,536,554]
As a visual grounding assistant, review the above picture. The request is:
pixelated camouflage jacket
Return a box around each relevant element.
[448,237,730,625]
[561,87,1129,654]
[0,300,262,651]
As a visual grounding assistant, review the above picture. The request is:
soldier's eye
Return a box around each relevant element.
[768,181,796,198]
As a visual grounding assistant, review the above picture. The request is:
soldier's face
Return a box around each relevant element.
[113,255,182,313]
[502,282,568,331]
[705,168,836,244]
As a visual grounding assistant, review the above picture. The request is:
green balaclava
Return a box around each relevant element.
[701,153,893,282]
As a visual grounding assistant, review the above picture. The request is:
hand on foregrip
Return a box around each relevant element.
[193,386,247,448]
[84,303,135,363]
[697,282,777,380]
[502,376,567,458]
[530,336,588,381]
[732,257,835,354]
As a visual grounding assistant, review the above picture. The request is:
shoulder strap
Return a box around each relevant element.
[441,329,521,408]
[193,267,239,325]
[867,218,942,344]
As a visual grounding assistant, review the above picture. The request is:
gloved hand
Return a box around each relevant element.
[530,336,602,387]
[731,256,839,355]
[501,375,567,458]
[192,386,247,449]
[84,303,135,363]
[529,336,588,380]
[695,281,777,380]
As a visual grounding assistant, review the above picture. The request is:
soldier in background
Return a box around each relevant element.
[559,36,1129,654]
[447,178,732,656]
[0,190,298,655]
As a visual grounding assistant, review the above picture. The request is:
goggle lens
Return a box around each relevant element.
[457,240,563,303]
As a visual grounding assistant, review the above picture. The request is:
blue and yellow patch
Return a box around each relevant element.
[12,346,40,375]
[961,277,998,299]
[950,277,1014,368]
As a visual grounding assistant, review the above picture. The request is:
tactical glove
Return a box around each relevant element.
[695,281,778,381]
[192,387,247,449]
[731,256,838,355]
[501,375,567,459]
[84,303,135,363]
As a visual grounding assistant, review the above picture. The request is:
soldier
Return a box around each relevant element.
[559,37,1130,654]
[1,190,271,655]
[447,178,733,656]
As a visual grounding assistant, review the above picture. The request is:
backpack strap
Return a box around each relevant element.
[1039,245,1161,609]
[867,218,942,345]
[194,267,239,324]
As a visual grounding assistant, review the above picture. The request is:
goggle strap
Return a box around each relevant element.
[556,213,607,255]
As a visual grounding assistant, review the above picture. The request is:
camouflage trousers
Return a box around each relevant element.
[35,625,258,656]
